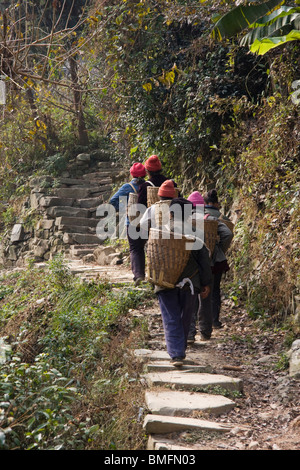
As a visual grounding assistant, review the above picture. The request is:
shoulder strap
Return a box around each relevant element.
[128,182,137,193]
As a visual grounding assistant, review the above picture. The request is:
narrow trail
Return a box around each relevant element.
[67,258,300,451]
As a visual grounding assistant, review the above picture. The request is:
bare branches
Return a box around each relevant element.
[0,0,90,90]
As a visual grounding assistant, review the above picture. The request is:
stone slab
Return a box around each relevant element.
[47,206,91,219]
[55,217,99,227]
[134,349,204,363]
[145,390,236,417]
[39,196,75,207]
[63,232,101,245]
[144,371,243,393]
[77,197,104,208]
[147,436,196,451]
[10,224,25,243]
[54,187,92,199]
[59,224,96,235]
[143,414,235,434]
[144,361,212,373]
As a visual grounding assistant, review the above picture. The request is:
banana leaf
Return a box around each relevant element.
[240,10,300,46]
[250,29,300,54]
[211,0,284,40]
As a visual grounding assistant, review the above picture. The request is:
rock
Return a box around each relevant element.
[36,219,55,230]
[288,339,300,378]
[10,224,25,243]
[76,153,90,163]
[93,246,117,265]
[30,192,44,209]
[82,254,95,263]
[33,240,49,258]
[7,245,18,260]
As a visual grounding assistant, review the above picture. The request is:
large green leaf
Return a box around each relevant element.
[250,29,300,53]
[250,5,299,26]
[240,10,300,46]
[211,0,284,40]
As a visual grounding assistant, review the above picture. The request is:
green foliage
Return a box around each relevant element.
[212,1,300,55]
[0,257,150,449]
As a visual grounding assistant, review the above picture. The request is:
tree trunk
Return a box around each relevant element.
[69,55,89,146]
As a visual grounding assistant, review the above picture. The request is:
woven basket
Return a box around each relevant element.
[146,228,193,288]
[204,219,218,255]
[147,186,179,207]
[154,200,171,227]
[127,192,138,222]
[220,218,234,233]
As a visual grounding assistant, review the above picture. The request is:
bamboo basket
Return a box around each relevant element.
[220,218,234,233]
[147,186,179,207]
[204,219,219,255]
[154,200,171,227]
[146,228,193,288]
[127,192,138,222]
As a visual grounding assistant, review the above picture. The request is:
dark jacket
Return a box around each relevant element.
[204,205,233,272]
[137,174,168,207]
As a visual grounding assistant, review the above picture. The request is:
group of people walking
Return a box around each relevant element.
[109,155,233,367]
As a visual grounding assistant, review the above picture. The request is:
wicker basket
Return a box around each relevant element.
[204,219,219,255]
[146,228,193,288]
[147,185,179,207]
[154,200,171,227]
[127,192,138,222]
[220,218,234,233]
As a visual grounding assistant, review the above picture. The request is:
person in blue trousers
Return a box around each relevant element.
[152,198,212,367]
[109,162,147,285]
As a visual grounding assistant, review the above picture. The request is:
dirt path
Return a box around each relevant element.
[70,259,300,450]
[143,295,300,450]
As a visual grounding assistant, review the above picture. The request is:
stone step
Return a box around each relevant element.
[88,185,112,195]
[63,232,101,245]
[53,187,93,199]
[147,435,198,451]
[144,371,243,393]
[58,224,96,235]
[76,196,105,209]
[55,216,100,228]
[134,349,206,363]
[39,196,75,208]
[70,244,99,255]
[143,414,236,435]
[144,361,212,374]
[47,206,92,219]
[57,177,112,186]
[145,390,236,417]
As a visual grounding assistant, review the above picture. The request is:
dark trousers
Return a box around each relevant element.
[188,271,223,339]
[189,289,213,339]
[157,288,198,359]
[127,227,146,280]
[212,271,222,324]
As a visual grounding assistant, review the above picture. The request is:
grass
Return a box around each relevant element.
[0,255,153,450]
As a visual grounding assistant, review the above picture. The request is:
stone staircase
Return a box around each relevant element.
[2,153,126,267]
[134,347,247,450]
